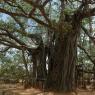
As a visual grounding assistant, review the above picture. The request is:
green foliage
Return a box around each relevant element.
[0,50,25,79]
[64,8,74,15]
[82,18,91,25]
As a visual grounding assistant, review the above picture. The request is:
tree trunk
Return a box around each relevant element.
[46,22,80,92]
[32,41,47,88]
[32,54,37,87]
[22,50,30,88]
[93,64,95,89]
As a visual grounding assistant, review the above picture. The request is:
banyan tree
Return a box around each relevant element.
[0,0,95,92]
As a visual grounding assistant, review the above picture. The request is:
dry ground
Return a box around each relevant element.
[0,84,95,95]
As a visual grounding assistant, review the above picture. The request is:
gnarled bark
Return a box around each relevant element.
[46,21,81,92]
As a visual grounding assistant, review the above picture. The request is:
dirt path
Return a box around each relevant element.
[0,84,95,95]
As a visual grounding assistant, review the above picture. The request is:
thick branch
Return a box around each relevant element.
[0,28,26,46]
[23,0,51,24]
[78,44,94,64]
[0,8,53,29]
[81,25,95,44]
[0,41,21,50]
[81,8,95,19]
[0,8,27,17]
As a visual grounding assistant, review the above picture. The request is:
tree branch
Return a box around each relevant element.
[81,8,95,19]
[0,8,51,28]
[81,25,95,44]
[0,28,26,46]
[0,41,22,50]
[78,44,94,64]
[0,46,11,53]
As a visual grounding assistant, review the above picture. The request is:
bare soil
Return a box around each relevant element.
[0,84,95,95]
